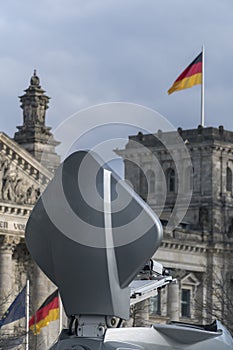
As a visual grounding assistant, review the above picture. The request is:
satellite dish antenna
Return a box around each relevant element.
[25,151,163,319]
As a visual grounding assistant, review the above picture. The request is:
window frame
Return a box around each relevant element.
[226,166,232,192]
[166,168,176,192]
[181,288,191,318]
[149,290,161,315]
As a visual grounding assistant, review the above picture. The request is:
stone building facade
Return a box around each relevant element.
[117,126,233,331]
[0,72,61,349]
[1,71,233,349]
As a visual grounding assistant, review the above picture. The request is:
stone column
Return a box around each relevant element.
[0,235,19,313]
[0,235,19,339]
[133,299,150,327]
[167,280,180,321]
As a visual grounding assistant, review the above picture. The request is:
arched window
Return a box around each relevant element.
[166,168,175,192]
[147,170,155,194]
[226,167,232,192]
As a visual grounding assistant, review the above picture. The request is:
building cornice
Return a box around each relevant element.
[0,132,52,183]
[160,238,233,254]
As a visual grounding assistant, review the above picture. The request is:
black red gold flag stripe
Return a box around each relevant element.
[168,52,202,94]
[29,289,59,335]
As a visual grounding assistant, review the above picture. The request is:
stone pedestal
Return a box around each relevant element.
[167,280,180,321]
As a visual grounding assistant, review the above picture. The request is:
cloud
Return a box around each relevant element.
[1,0,233,139]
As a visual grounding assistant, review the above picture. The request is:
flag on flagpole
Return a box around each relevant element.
[168,52,202,94]
[0,286,26,328]
[29,290,59,335]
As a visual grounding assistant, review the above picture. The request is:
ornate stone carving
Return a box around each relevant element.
[13,240,30,261]
[0,235,20,252]
[14,71,60,172]
[20,70,49,127]
[0,153,41,205]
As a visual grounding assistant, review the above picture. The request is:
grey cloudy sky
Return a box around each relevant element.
[1,0,233,139]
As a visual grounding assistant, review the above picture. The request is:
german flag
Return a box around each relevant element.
[29,290,59,335]
[168,52,202,94]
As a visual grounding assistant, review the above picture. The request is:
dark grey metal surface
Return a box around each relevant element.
[50,321,233,350]
[103,321,233,350]
[25,151,163,319]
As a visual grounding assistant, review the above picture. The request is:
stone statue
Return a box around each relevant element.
[31,97,39,123]
[3,176,16,201]
[38,102,46,124]
[0,157,8,199]
[0,152,41,204]
[30,69,40,87]
[23,103,33,125]
[26,184,37,204]
[15,179,28,204]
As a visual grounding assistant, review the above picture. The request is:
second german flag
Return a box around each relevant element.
[168,52,202,94]
[29,290,59,335]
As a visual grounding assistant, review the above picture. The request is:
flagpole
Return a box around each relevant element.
[201,45,205,127]
[58,292,62,334]
[25,280,29,350]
